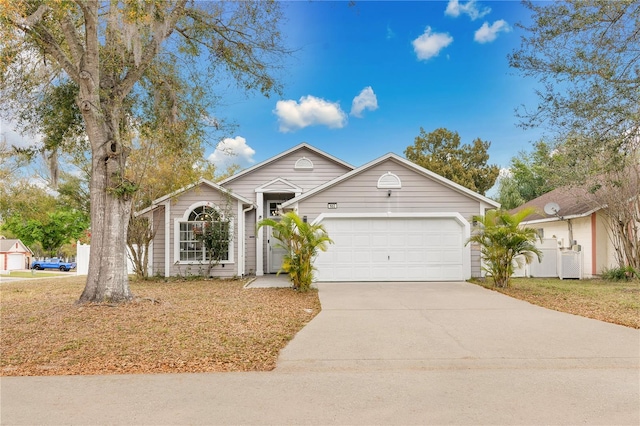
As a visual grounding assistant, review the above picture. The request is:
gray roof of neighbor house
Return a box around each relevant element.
[510,186,599,223]
[0,238,33,254]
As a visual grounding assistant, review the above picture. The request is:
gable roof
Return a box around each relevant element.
[281,153,500,209]
[0,238,33,254]
[511,186,600,223]
[217,143,354,185]
[136,179,254,217]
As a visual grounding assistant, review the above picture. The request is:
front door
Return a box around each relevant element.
[268,226,286,273]
[267,200,287,274]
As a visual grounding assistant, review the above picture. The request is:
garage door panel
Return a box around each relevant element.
[315,216,466,282]
[372,251,389,263]
[352,235,370,246]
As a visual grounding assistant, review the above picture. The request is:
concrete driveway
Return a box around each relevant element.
[2,281,639,425]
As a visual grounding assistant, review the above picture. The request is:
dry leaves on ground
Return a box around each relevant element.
[1,277,320,376]
[473,278,640,329]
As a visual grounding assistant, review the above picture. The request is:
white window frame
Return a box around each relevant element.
[174,202,234,265]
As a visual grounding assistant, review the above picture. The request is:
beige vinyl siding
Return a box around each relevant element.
[222,147,352,201]
[151,206,165,276]
[166,183,240,278]
[296,158,484,276]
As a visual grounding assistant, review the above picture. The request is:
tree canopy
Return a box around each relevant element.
[404,127,499,195]
[496,140,556,209]
[510,0,639,178]
[1,1,288,302]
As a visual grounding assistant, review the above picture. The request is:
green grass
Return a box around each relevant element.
[7,271,73,278]
[471,277,640,328]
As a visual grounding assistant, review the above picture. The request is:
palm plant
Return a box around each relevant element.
[258,211,333,291]
[467,208,542,288]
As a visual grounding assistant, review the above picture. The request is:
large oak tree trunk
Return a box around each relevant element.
[76,47,133,303]
[79,145,133,303]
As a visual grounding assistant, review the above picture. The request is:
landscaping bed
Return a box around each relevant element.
[471,277,639,329]
[0,276,320,376]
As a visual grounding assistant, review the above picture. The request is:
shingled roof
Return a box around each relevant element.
[510,185,599,222]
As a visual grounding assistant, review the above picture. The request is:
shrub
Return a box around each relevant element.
[257,212,333,291]
[601,266,639,281]
[467,208,542,288]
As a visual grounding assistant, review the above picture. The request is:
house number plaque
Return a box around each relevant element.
[327,202,338,209]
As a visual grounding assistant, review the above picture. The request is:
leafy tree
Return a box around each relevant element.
[0,177,60,227]
[495,174,525,210]
[510,0,639,169]
[2,208,89,257]
[1,1,287,303]
[467,208,542,288]
[405,127,499,195]
[510,0,639,270]
[258,212,333,292]
[497,140,557,209]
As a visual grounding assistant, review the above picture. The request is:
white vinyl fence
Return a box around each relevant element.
[512,238,560,278]
[76,242,144,276]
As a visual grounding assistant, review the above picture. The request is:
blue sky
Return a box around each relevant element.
[2,0,546,187]
[208,0,545,176]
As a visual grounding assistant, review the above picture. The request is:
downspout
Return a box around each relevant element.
[241,204,255,277]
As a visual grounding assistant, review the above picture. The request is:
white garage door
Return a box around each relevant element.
[7,254,24,270]
[315,216,466,282]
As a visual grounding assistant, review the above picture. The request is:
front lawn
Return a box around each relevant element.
[0,276,320,376]
[6,270,70,278]
[471,277,639,329]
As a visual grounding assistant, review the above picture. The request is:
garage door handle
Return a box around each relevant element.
[388,255,390,260]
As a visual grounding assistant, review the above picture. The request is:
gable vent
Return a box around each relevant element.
[294,157,314,170]
[377,172,402,189]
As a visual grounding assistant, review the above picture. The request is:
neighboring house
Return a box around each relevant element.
[0,238,33,272]
[511,186,620,278]
[137,143,499,281]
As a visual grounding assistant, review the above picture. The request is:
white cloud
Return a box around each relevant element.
[474,20,511,43]
[350,87,378,118]
[0,117,42,149]
[386,25,396,40]
[412,27,453,61]
[207,136,256,169]
[274,95,347,132]
[445,0,491,20]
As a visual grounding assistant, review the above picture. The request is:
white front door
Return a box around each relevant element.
[268,226,286,273]
[267,200,287,274]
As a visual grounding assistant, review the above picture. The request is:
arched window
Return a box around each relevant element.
[178,205,231,262]
[294,157,314,170]
[377,172,402,189]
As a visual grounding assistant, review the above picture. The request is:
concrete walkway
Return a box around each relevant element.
[1,282,639,425]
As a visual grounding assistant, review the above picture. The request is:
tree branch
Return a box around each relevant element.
[59,9,84,67]
[117,0,188,101]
